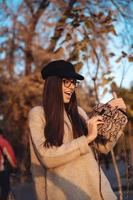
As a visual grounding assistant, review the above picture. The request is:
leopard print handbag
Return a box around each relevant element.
[89,103,128,144]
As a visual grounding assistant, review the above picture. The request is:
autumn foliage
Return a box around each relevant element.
[0,1,133,185]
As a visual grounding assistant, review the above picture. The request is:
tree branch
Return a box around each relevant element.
[111,0,133,19]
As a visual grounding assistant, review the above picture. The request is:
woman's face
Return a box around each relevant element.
[62,78,79,103]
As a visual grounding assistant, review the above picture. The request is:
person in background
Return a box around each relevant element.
[29,60,126,200]
[0,128,17,200]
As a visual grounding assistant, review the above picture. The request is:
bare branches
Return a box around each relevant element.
[111,0,133,19]
[68,0,77,8]
[83,26,100,103]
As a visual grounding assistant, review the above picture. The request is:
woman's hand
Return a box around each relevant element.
[108,92,126,110]
[86,116,104,143]
[108,98,126,110]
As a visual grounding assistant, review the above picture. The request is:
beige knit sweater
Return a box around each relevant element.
[28,106,120,200]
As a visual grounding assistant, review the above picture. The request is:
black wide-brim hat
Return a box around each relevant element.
[41,60,84,80]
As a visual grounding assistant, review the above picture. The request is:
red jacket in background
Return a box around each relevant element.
[0,136,17,171]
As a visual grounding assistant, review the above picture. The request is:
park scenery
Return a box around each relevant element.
[0,0,133,199]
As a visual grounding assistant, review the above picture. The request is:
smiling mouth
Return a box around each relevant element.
[64,92,72,98]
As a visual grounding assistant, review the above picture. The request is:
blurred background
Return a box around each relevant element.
[0,0,133,199]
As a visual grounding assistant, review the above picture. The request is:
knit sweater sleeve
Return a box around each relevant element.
[28,106,89,169]
[78,106,122,154]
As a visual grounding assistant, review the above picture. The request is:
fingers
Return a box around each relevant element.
[94,120,104,125]
[109,98,126,109]
[87,116,104,124]
[108,92,118,104]
[111,92,126,109]
[112,91,117,99]
[89,116,103,121]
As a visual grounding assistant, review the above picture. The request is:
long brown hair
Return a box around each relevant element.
[43,76,87,147]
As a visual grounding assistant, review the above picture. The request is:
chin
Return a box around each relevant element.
[64,99,70,104]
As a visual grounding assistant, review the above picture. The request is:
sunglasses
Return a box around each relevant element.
[62,79,80,88]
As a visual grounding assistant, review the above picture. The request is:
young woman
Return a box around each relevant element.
[28,60,126,200]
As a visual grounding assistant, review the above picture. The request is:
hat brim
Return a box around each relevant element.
[58,72,84,80]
